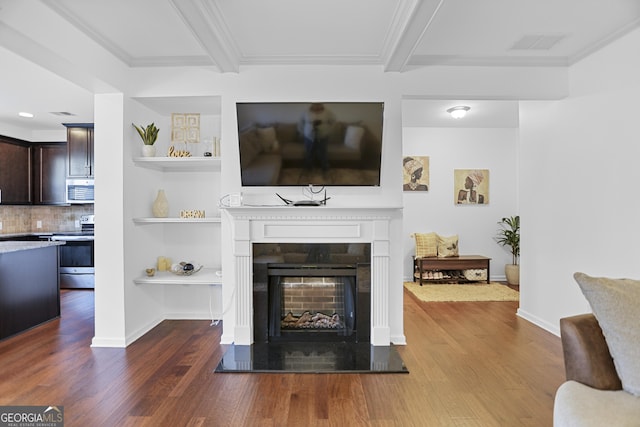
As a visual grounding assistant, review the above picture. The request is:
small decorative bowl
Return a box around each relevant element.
[170,262,203,276]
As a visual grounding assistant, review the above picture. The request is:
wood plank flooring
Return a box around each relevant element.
[0,288,564,426]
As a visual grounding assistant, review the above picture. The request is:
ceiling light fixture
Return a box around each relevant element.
[18,112,34,118]
[446,106,470,119]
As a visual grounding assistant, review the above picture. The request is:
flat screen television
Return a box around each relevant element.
[236,102,384,186]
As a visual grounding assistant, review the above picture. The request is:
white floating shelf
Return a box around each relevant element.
[134,267,222,286]
[133,156,221,172]
[133,217,221,224]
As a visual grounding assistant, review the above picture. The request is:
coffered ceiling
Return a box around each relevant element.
[0,0,639,134]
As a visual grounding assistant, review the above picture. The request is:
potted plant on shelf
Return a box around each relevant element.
[495,215,520,285]
[133,122,159,157]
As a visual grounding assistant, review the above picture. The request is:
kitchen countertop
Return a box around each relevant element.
[0,231,80,238]
[0,241,65,254]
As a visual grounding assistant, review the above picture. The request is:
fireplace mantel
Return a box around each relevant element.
[223,205,402,346]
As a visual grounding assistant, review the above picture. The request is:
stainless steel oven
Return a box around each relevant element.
[51,215,94,289]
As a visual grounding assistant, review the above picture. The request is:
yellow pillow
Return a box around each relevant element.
[437,234,459,258]
[413,232,438,258]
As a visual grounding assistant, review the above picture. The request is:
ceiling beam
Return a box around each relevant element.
[384,0,444,72]
[170,0,241,73]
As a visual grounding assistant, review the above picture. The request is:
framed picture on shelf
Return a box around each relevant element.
[171,113,201,143]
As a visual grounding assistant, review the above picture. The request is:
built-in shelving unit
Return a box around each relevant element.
[134,267,222,286]
[133,217,221,224]
[132,154,222,287]
[133,156,221,172]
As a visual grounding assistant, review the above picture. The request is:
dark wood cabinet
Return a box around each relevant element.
[0,137,32,204]
[32,142,67,205]
[66,125,94,177]
[0,244,60,340]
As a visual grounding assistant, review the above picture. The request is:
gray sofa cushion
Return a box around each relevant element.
[573,272,640,396]
[240,153,282,186]
[554,380,640,427]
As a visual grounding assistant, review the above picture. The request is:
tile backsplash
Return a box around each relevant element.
[0,205,94,234]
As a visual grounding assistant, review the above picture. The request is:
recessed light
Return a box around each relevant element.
[18,112,34,118]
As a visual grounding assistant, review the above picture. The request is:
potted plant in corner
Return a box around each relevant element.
[133,122,159,157]
[495,215,520,285]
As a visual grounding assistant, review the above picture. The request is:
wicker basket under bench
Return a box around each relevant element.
[413,255,491,285]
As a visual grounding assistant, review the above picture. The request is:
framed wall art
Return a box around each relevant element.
[454,169,489,204]
[402,156,429,191]
[171,113,200,144]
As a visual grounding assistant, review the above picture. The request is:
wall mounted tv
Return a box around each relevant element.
[236,102,384,186]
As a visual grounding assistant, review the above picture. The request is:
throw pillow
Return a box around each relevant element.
[437,234,459,258]
[412,232,437,258]
[256,126,279,152]
[344,125,365,150]
[573,272,640,396]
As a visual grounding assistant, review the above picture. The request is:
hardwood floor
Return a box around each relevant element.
[0,288,564,426]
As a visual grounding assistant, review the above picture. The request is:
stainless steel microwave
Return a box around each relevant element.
[66,179,95,204]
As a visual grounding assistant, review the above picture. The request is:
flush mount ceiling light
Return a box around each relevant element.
[18,111,34,118]
[446,106,470,119]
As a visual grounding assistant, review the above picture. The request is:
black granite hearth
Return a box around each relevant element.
[214,342,408,374]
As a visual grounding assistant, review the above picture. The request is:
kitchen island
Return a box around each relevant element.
[0,241,64,340]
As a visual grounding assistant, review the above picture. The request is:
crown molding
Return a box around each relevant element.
[408,55,570,68]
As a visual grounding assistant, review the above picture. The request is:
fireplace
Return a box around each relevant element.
[222,205,403,347]
[253,243,370,343]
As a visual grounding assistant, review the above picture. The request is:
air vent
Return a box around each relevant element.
[49,111,76,116]
[510,34,566,50]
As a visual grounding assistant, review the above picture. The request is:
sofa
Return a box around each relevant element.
[554,273,640,426]
[238,121,380,186]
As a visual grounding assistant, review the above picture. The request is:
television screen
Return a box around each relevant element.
[236,102,384,186]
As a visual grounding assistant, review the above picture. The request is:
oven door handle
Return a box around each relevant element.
[51,236,95,242]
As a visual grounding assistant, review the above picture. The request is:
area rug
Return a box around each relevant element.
[404,281,519,302]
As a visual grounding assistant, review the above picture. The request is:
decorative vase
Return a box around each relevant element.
[142,145,156,157]
[505,264,520,285]
[152,189,169,218]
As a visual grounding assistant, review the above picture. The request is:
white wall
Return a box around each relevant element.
[92,63,568,346]
[92,93,127,347]
[517,28,640,335]
[401,126,519,281]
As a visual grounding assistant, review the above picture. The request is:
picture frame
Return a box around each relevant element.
[454,169,489,204]
[402,156,429,191]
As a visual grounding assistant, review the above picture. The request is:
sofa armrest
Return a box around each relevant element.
[560,313,622,390]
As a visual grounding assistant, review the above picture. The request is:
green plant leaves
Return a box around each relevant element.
[132,122,159,145]
[496,215,520,265]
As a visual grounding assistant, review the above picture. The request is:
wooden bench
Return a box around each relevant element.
[413,255,491,285]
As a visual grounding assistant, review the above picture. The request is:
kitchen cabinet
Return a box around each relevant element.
[32,142,67,205]
[0,241,61,340]
[0,137,32,204]
[66,125,94,177]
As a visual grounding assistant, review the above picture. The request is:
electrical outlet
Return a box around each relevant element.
[36,220,42,229]
[75,220,80,228]
[0,221,3,230]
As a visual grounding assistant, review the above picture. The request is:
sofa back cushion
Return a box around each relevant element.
[573,272,640,396]
[275,123,300,143]
[239,129,262,168]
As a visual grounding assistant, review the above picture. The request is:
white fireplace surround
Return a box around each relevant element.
[223,205,401,346]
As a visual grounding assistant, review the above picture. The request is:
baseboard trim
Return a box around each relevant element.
[517,308,560,337]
